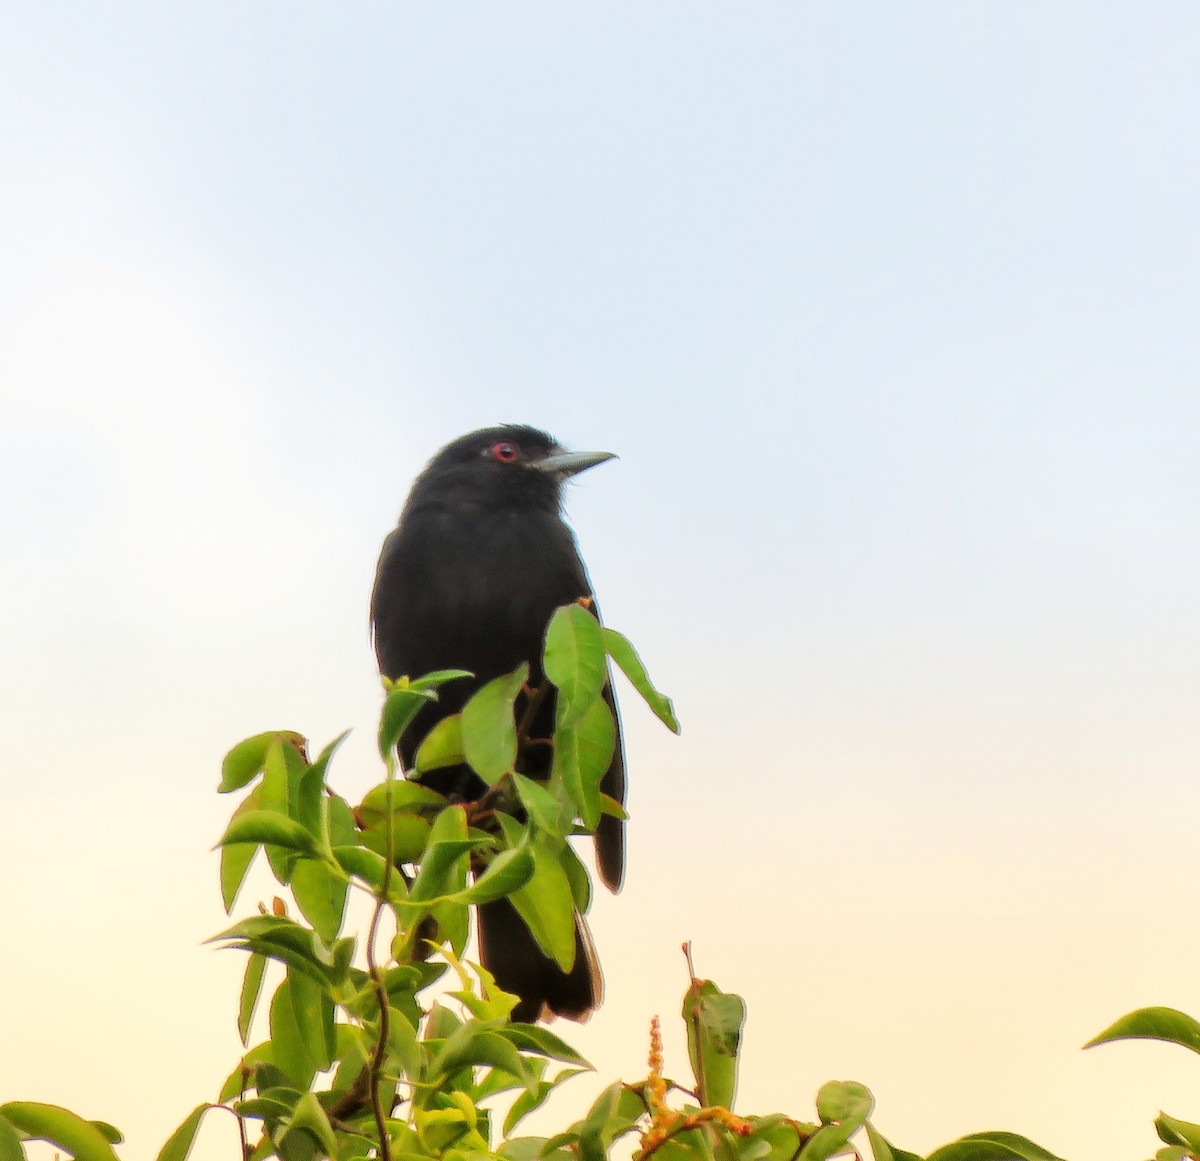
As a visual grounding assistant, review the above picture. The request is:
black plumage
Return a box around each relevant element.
[370,425,625,1022]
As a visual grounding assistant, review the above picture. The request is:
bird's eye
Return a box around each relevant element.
[489,442,520,463]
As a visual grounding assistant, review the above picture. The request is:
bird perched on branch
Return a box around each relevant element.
[370,425,624,1022]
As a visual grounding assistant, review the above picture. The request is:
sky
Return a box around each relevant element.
[3,4,1200,1159]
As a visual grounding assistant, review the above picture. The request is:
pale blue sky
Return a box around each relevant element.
[4,6,1200,1160]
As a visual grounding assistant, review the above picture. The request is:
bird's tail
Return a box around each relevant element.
[475,897,602,1023]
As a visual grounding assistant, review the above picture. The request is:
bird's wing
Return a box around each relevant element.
[586,596,626,894]
[595,676,626,893]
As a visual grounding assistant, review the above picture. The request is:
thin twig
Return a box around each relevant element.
[327,1066,371,1123]
[366,897,392,1160]
[516,679,550,747]
[681,943,709,1108]
[364,755,399,1161]
[237,1067,252,1161]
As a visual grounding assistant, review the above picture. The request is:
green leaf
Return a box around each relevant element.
[428,800,470,847]
[429,1026,537,1094]
[601,627,680,732]
[155,1105,211,1161]
[502,1138,578,1161]
[238,953,267,1046]
[800,1125,859,1161]
[329,1022,371,1093]
[219,840,257,913]
[387,1006,424,1079]
[801,1081,875,1159]
[553,695,616,831]
[739,1116,812,1161]
[409,668,474,691]
[258,739,306,884]
[359,779,446,823]
[503,1070,588,1137]
[327,794,357,847]
[598,792,628,820]
[220,732,305,793]
[268,979,319,1089]
[233,1096,293,1122]
[305,729,349,782]
[513,773,568,837]
[413,1106,473,1154]
[574,1081,646,1161]
[925,1133,1066,1161]
[332,846,399,896]
[683,978,746,1110]
[432,894,471,958]
[329,936,355,983]
[294,758,327,844]
[291,859,349,943]
[259,735,291,816]
[0,1103,121,1161]
[294,733,350,844]
[462,663,528,784]
[498,1025,592,1068]
[216,1043,272,1102]
[210,917,333,987]
[220,788,263,913]
[544,603,607,725]
[866,1124,924,1161]
[414,714,466,773]
[508,841,577,973]
[425,1000,462,1042]
[408,807,473,904]
[283,1093,338,1157]
[456,846,535,905]
[218,812,318,855]
[289,971,336,1071]
[816,1081,874,1126]
[379,685,435,759]
[360,814,433,865]
[0,1117,23,1161]
[559,841,592,913]
[1086,1007,1200,1055]
[1157,1113,1200,1154]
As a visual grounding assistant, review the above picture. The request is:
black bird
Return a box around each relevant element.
[370,425,625,1022]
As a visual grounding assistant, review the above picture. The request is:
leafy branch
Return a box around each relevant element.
[0,605,1097,1161]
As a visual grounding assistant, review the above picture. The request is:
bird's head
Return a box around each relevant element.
[405,425,616,515]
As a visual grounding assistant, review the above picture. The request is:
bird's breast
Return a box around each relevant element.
[374,506,591,689]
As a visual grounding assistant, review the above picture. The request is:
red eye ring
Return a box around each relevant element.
[490,441,519,463]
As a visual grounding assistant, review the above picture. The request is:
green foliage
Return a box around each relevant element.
[5,601,1175,1160]
[1087,1006,1200,1160]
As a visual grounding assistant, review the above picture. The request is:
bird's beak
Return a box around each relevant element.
[531,449,617,478]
